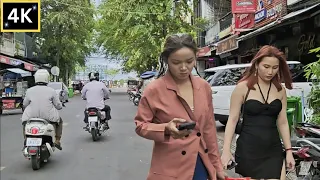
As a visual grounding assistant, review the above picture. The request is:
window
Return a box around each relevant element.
[289,63,308,82]
[209,67,247,86]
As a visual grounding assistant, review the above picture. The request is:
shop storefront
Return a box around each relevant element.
[216,34,240,64]
[237,2,320,64]
[196,46,215,76]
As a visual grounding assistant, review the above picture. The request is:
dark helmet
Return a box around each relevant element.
[88,72,99,81]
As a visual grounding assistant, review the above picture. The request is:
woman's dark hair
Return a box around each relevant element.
[157,33,200,78]
[238,45,293,91]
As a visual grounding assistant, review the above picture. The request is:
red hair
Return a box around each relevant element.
[238,45,293,91]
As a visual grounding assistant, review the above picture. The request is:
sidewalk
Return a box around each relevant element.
[217,135,240,178]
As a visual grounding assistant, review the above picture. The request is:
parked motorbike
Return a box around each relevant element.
[133,90,141,106]
[295,122,320,138]
[128,90,135,101]
[286,138,320,179]
[22,118,58,170]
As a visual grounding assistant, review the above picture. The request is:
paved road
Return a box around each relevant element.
[0,93,237,180]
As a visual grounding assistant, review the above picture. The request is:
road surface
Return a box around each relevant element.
[0,92,237,180]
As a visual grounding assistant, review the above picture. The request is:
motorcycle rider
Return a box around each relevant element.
[81,72,111,130]
[21,69,63,150]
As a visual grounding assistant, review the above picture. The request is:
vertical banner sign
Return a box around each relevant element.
[234,13,255,29]
[232,0,257,13]
[1,0,41,32]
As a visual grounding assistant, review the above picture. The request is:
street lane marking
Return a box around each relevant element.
[0,167,5,171]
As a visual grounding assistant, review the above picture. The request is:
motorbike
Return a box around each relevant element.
[133,90,141,106]
[22,118,58,170]
[127,89,135,101]
[286,138,320,179]
[84,107,108,141]
[82,97,109,141]
[22,102,65,170]
[294,122,320,138]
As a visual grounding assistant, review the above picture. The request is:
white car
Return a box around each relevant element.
[204,61,312,125]
[47,82,69,103]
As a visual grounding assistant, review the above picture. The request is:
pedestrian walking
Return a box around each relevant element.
[134,33,225,180]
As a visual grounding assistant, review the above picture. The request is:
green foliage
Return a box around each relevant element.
[119,79,125,86]
[304,47,320,125]
[104,68,120,80]
[96,0,207,74]
[34,0,96,82]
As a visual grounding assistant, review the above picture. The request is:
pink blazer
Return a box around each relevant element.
[134,73,223,180]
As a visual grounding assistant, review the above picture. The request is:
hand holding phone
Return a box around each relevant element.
[178,122,196,131]
[165,118,193,139]
[226,160,237,170]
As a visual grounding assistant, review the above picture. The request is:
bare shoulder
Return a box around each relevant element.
[234,81,248,92]
[279,84,287,98]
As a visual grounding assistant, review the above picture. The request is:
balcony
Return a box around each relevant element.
[0,33,15,56]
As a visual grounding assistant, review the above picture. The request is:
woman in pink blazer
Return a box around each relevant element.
[134,34,225,180]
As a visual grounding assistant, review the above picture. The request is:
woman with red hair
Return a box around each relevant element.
[221,45,295,179]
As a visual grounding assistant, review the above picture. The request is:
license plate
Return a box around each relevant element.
[299,161,312,176]
[88,116,98,122]
[26,138,42,146]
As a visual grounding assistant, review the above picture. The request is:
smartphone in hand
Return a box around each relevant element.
[178,122,196,131]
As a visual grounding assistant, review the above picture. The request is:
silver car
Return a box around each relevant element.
[48,82,69,103]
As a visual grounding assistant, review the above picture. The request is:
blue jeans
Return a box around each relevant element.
[193,154,209,180]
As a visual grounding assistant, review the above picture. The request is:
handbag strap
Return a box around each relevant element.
[178,96,195,121]
[240,88,250,119]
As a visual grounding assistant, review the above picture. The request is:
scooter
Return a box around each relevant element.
[22,118,57,170]
[133,90,141,106]
[82,98,109,141]
[294,122,320,138]
[286,138,320,179]
[84,107,108,141]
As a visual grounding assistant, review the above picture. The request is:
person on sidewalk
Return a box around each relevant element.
[221,45,295,179]
[134,33,225,180]
[22,69,63,150]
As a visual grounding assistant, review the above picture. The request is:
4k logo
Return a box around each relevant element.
[1,0,41,32]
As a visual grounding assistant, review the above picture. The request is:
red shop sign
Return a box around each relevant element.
[234,13,255,29]
[232,0,257,13]
[24,62,34,71]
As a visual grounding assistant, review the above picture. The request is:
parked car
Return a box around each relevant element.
[204,61,312,125]
[48,82,69,103]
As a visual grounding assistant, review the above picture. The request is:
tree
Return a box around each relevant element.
[104,68,120,80]
[119,79,125,86]
[96,0,207,74]
[34,0,96,84]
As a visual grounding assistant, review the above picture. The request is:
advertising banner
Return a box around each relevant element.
[234,13,255,30]
[255,0,287,27]
[232,0,257,13]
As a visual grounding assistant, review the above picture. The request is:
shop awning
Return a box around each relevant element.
[237,3,320,42]
[197,46,211,57]
[0,54,39,71]
[6,68,32,77]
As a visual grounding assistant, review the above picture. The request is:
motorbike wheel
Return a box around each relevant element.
[91,129,99,141]
[31,154,41,170]
[133,96,140,106]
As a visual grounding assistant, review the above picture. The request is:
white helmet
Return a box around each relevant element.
[34,69,50,84]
